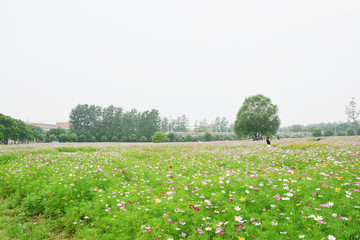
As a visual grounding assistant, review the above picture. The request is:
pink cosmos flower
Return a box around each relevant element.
[273,195,281,200]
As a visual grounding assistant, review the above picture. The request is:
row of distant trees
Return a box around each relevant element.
[0,104,235,144]
[160,116,233,133]
[69,104,161,142]
[279,97,360,138]
[279,122,359,138]
[0,113,43,143]
[44,128,238,143]
[1,96,358,143]
[66,104,234,143]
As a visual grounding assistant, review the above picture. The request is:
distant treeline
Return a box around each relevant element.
[0,113,43,143]
[3,104,357,144]
[279,122,359,138]
[61,104,235,143]
[0,104,235,143]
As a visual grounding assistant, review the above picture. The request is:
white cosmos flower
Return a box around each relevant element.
[328,235,336,240]
[234,206,241,211]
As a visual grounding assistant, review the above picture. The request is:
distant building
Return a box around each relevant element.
[56,122,71,129]
[207,124,215,132]
[188,124,216,133]
[27,122,71,131]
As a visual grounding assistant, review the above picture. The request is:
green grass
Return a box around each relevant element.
[0,153,19,164]
[0,137,359,239]
[55,146,100,153]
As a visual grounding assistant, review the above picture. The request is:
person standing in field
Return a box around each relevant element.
[266,136,271,147]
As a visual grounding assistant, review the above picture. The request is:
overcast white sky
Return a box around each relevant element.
[1,0,359,128]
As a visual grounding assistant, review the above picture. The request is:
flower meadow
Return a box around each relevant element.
[0,137,359,240]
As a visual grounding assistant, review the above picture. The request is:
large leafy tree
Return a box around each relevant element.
[234,94,280,140]
[136,109,161,140]
[0,113,42,143]
[69,104,102,137]
[345,97,360,136]
[122,109,138,139]
[100,105,123,139]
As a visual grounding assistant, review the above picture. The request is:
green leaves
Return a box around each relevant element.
[152,132,166,143]
[69,104,161,142]
[0,113,41,143]
[234,94,280,140]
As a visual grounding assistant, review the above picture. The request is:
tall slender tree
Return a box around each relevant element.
[345,97,360,136]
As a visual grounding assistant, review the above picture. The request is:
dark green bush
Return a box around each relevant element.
[324,130,334,136]
[49,134,58,142]
[101,135,108,142]
[185,134,193,142]
[69,133,78,142]
[59,134,69,142]
[22,192,45,216]
[129,134,137,142]
[79,134,87,142]
[312,128,322,137]
[167,132,175,142]
[152,132,166,143]
[204,132,212,141]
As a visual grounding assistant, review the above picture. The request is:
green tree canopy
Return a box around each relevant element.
[0,113,43,143]
[78,134,87,142]
[129,134,137,142]
[59,134,69,142]
[69,104,161,142]
[204,132,212,141]
[234,94,280,140]
[152,132,166,143]
[69,133,78,142]
[167,132,175,142]
[45,128,66,142]
[312,128,322,137]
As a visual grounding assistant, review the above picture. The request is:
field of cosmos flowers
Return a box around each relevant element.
[0,137,359,240]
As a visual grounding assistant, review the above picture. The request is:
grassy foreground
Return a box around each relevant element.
[0,137,359,240]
